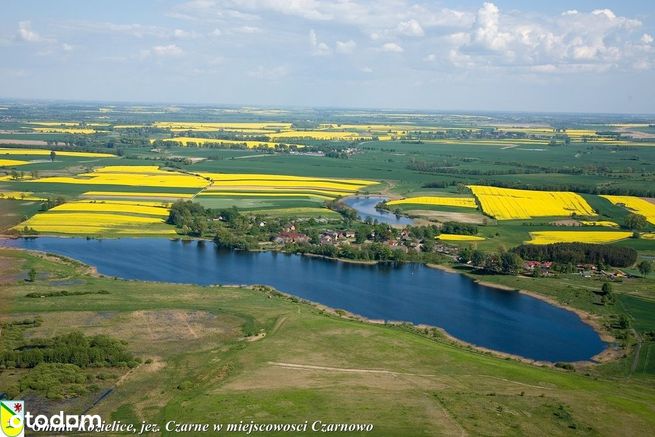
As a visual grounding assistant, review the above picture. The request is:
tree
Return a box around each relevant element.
[28,268,37,282]
[601,282,613,295]
[624,213,648,231]
[50,150,57,162]
[483,253,502,273]
[638,260,652,276]
[471,250,486,267]
[500,252,523,275]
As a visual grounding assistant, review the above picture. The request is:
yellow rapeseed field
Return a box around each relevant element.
[437,234,485,241]
[200,173,375,193]
[16,199,176,235]
[527,231,632,245]
[468,185,595,220]
[267,130,370,140]
[93,165,171,174]
[50,200,170,217]
[0,159,29,167]
[601,195,655,225]
[387,196,477,208]
[0,148,116,158]
[32,165,209,188]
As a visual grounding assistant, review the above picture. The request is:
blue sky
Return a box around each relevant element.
[1,1,653,113]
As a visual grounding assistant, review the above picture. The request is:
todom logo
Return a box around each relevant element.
[0,401,24,437]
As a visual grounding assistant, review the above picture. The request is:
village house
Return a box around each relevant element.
[274,231,309,245]
[523,261,553,271]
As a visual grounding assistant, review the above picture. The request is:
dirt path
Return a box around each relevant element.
[183,314,199,339]
[268,361,437,377]
[269,315,288,336]
[0,139,49,146]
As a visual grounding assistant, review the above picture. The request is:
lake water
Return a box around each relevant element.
[342,196,414,225]
[1,237,605,362]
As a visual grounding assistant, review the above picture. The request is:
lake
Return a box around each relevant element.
[342,196,414,225]
[1,237,606,362]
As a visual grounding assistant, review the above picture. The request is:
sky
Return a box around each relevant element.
[1,0,654,113]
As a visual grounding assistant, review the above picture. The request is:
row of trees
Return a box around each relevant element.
[512,243,638,268]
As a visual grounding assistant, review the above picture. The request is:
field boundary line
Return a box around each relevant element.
[268,361,437,377]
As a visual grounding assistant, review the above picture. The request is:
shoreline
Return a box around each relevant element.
[0,237,615,365]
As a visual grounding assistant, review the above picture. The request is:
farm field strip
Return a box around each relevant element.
[198,192,335,200]
[437,234,485,241]
[387,196,477,208]
[0,148,116,158]
[30,165,210,189]
[154,121,293,130]
[468,185,595,220]
[0,159,29,167]
[33,127,98,134]
[200,173,375,194]
[158,138,303,149]
[601,195,655,225]
[193,172,377,214]
[266,130,372,140]
[526,231,633,245]
[48,200,171,217]
[81,191,196,200]
[202,187,351,197]
[16,200,176,235]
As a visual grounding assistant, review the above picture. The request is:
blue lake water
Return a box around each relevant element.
[342,196,414,225]
[1,237,605,362]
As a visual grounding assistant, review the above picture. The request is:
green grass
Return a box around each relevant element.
[1,248,655,435]
[0,199,42,230]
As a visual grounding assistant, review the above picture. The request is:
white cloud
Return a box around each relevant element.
[397,19,424,37]
[16,21,42,42]
[152,44,184,57]
[61,43,73,51]
[309,29,330,55]
[173,28,199,39]
[592,9,616,20]
[474,2,511,50]
[235,25,261,34]
[335,39,356,54]
[439,3,652,73]
[381,42,403,53]
[642,33,654,44]
[209,28,222,37]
